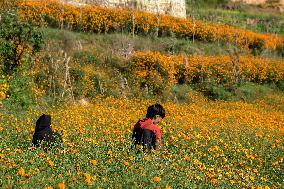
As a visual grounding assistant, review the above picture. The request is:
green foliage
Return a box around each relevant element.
[187,0,229,8]
[171,84,194,103]
[5,69,35,108]
[276,80,284,91]
[276,42,284,57]
[0,8,44,74]
[234,82,273,102]
[73,51,100,66]
[192,81,280,102]
[196,83,233,101]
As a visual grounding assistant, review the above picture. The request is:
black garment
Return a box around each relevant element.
[32,114,62,148]
[132,128,156,151]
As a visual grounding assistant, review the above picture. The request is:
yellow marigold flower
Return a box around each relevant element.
[93,176,97,181]
[153,176,161,183]
[102,177,107,182]
[57,182,65,189]
[229,180,235,184]
[107,150,112,155]
[17,168,25,176]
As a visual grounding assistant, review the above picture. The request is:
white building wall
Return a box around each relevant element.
[63,0,187,18]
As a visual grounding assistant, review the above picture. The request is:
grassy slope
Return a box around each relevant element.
[43,27,239,56]
[186,1,284,35]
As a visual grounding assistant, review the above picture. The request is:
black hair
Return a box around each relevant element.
[146,103,165,119]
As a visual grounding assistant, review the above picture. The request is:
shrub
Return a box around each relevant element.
[172,84,194,103]
[0,8,44,74]
[276,80,284,91]
[5,70,35,108]
[276,42,284,57]
[248,37,265,56]
[234,82,273,102]
[195,82,233,101]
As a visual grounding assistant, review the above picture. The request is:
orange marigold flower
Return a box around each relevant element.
[83,173,91,184]
[211,179,219,185]
[184,155,190,161]
[57,182,65,189]
[166,185,172,189]
[153,176,161,183]
[123,161,130,166]
[90,159,97,165]
[144,156,150,161]
[44,186,53,189]
[48,160,54,167]
[17,168,25,176]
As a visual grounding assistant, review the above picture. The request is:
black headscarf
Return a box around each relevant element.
[32,114,62,147]
[35,114,52,133]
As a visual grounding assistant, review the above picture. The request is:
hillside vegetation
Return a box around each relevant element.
[0,0,283,188]
[1,0,284,108]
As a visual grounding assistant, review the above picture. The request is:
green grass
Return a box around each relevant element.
[43,27,282,58]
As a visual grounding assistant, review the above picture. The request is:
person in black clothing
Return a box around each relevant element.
[32,114,62,148]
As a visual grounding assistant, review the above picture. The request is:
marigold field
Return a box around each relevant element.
[0,96,283,188]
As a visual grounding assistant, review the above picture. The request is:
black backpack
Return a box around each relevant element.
[132,128,156,151]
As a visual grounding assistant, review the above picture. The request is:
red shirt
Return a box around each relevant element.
[134,118,162,138]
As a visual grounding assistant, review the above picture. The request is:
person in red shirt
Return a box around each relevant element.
[132,104,165,151]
